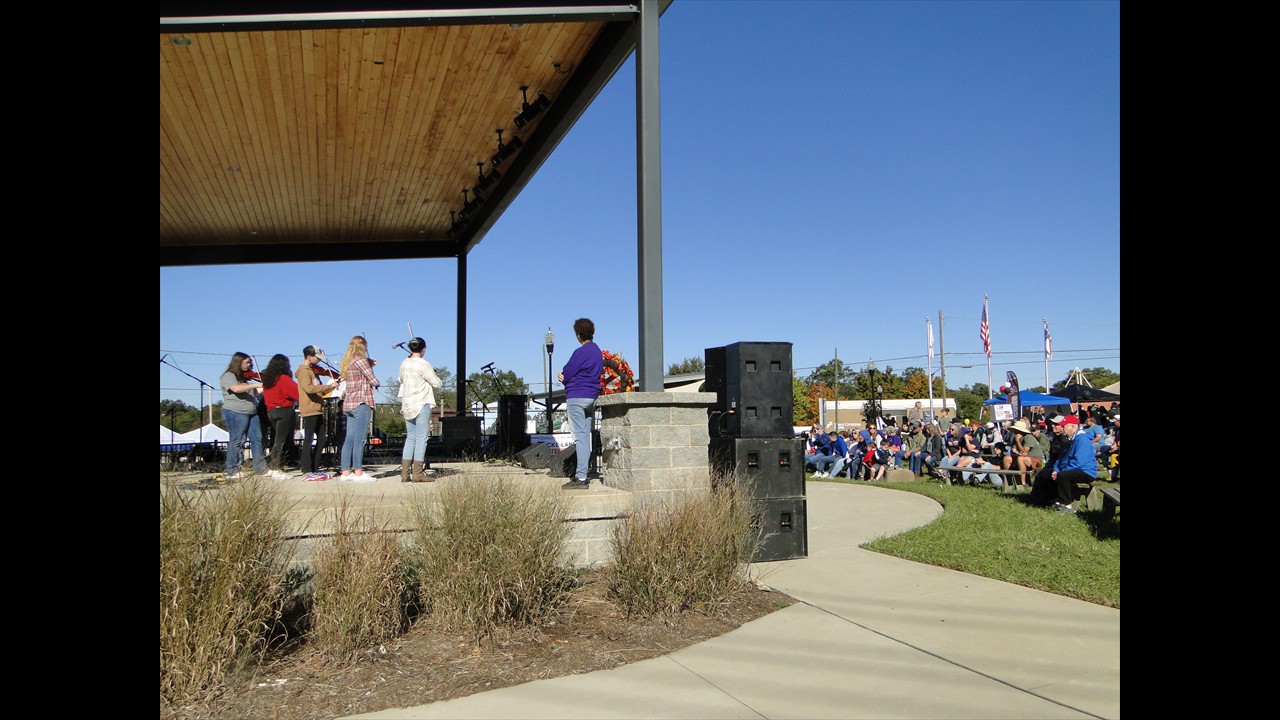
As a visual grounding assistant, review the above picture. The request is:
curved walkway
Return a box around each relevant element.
[349,481,1120,720]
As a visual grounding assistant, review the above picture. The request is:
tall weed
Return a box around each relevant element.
[159,479,295,707]
[308,502,414,660]
[608,484,756,617]
[411,475,572,639]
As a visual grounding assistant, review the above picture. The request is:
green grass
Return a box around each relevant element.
[814,473,1119,608]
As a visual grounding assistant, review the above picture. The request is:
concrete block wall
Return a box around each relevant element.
[595,392,719,498]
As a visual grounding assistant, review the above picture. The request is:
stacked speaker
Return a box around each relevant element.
[497,394,531,456]
[705,342,807,562]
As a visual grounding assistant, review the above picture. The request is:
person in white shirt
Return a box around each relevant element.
[398,337,442,482]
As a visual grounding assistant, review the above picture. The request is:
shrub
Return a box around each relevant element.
[308,502,414,660]
[160,479,295,707]
[607,484,756,617]
[410,475,572,639]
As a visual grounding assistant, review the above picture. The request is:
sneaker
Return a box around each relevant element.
[1053,502,1076,513]
[225,470,246,480]
[337,472,354,482]
[269,469,290,480]
[351,473,377,484]
[561,479,590,490]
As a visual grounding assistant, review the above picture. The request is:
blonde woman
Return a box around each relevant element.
[338,336,379,481]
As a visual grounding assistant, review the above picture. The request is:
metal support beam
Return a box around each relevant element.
[635,0,663,392]
[456,253,468,415]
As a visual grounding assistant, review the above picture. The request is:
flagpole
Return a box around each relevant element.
[938,310,948,415]
[982,295,992,399]
[926,316,935,418]
[1043,318,1052,390]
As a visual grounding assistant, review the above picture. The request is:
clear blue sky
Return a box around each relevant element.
[160,0,1120,409]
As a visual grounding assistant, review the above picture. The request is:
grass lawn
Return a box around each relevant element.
[814,474,1119,609]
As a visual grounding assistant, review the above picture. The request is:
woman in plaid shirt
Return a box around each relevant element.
[338,335,380,482]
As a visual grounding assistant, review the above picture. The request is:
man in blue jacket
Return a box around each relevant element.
[557,318,604,489]
[1029,414,1096,512]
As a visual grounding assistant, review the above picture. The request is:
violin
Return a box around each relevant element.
[312,364,341,380]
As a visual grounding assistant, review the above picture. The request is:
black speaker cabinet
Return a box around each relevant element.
[751,496,808,562]
[547,429,601,478]
[705,342,794,438]
[548,444,577,478]
[497,394,530,455]
[515,442,556,470]
[709,437,806,499]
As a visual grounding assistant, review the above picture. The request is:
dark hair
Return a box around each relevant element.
[302,345,317,358]
[225,352,252,382]
[261,353,291,389]
[573,317,595,341]
[408,337,426,353]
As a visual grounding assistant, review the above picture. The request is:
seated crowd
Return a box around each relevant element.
[802,402,1120,509]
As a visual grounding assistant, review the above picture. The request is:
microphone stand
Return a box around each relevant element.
[161,356,219,462]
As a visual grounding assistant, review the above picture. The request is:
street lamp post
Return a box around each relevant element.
[544,329,555,433]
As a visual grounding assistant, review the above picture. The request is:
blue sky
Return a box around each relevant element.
[160,0,1120,408]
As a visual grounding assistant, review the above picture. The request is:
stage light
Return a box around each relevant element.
[490,129,523,169]
[475,162,500,194]
[513,85,551,129]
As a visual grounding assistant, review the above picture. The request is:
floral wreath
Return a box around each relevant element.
[600,350,635,395]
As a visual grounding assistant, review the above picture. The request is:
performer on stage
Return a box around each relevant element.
[339,336,379,482]
[220,352,266,479]
[398,337,443,482]
[261,353,299,480]
[296,345,337,474]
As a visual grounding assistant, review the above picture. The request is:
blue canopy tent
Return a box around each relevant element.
[983,390,1071,407]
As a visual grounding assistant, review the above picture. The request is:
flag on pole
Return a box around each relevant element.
[927,318,935,359]
[1043,319,1053,359]
[980,298,991,357]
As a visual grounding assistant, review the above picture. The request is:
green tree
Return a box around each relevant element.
[792,375,812,426]
[463,368,529,408]
[160,399,204,434]
[667,356,704,375]
[805,358,856,394]
[1050,367,1120,392]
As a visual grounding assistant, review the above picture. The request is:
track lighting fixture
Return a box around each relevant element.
[513,85,551,129]
[491,128,523,168]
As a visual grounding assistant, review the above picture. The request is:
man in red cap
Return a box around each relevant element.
[1028,414,1097,512]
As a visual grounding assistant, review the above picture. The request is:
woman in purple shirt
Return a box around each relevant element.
[557,318,603,488]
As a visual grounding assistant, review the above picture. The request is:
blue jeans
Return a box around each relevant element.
[963,461,1001,486]
[225,409,266,474]
[810,453,837,474]
[341,403,372,471]
[829,456,848,477]
[567,397,596,480]
[403,405,432,463]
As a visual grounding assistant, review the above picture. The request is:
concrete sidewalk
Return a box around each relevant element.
[348,481,1120,720]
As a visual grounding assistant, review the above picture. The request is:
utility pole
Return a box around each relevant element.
[938,310,948,414]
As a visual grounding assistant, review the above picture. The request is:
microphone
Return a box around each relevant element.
[392,341,407,351]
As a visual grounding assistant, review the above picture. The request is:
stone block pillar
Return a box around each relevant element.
[595,392,718,498]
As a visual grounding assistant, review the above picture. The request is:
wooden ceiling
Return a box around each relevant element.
[160,3,661,266]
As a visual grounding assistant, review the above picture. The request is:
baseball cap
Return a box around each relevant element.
[1048,414,1066,424]
[1060,414,1080,425]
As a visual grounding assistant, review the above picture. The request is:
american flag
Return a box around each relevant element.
[1043,319,1053,359]
[980,298,991,357]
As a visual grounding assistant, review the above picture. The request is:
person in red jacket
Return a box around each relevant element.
[261,353,300,480]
